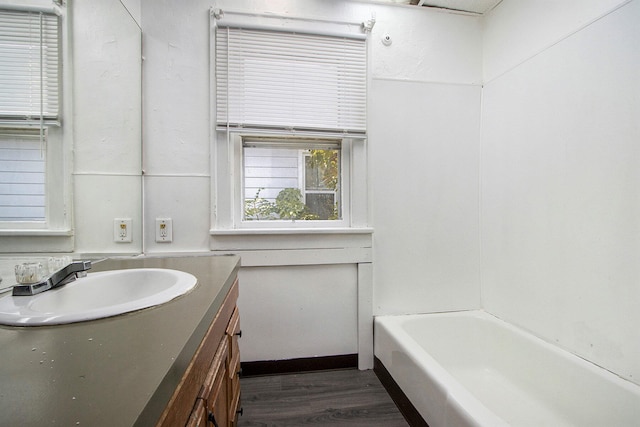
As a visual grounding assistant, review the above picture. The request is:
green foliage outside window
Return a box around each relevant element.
[244,188,322,221]
[244,188,274,220]
[307,149,338,190]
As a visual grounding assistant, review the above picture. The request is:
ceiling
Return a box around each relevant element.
[378,0,503,15]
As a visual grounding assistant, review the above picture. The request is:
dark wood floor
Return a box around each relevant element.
[237,368,409,426]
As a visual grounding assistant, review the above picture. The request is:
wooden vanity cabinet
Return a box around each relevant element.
[157,278,241,427]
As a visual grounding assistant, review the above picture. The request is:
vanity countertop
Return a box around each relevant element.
[0,254,240,427]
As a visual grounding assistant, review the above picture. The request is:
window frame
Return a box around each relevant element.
[0,1,72,250]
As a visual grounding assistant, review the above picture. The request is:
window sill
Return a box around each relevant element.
[210,227,372,255]
[0,229,73,237]
[0,229,74,253]
[210,227,373,236]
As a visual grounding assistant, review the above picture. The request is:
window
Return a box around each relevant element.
[0,5,66,233]
[243,138,341,222]
[211,9,370,232]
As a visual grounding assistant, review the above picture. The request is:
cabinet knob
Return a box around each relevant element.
[207,411,219,427]
[235,330,242,338]
[237,407,244,417]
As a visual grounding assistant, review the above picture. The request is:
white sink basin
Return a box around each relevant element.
[0,268,197,326]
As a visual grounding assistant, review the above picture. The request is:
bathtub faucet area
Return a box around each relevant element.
[12,261,92,296]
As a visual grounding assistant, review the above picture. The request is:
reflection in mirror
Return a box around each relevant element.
[72,0,142,253]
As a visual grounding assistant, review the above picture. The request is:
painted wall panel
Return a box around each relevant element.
[144,176,211,252]
[483,0,631,82]
[481,0,640,384]
[141,17,210,176]
[371,5,482,84]
[370,79,481,315]
[74,175,142,254]
[238,264,358,361]
[73,0,141,174]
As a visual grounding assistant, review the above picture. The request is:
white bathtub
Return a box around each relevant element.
[375,311,640,427]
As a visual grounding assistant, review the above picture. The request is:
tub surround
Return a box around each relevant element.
[0,254,240,427]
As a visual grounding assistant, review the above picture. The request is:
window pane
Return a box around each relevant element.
[243,141,340,221]
[305,150,338,191]
[305,193,335,220]
[0,129,46,221]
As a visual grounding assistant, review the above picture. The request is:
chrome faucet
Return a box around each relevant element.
[12,261,92,296]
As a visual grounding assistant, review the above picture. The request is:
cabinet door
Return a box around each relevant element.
[202,337,229,427]
[226,306,241,421]
[186,399,207,427]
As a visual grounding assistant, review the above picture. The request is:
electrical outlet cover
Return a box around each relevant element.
[114,218,132,243]
[155,218,173,243]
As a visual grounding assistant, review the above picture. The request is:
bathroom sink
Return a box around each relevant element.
[0,268,197,326]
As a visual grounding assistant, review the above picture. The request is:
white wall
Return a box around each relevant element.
[141,0,211,253]
[481,0,640,385]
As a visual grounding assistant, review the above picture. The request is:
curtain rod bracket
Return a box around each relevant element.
[212,8,224,20]
[361,15,376,33]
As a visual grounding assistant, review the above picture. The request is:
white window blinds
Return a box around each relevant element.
[215,25,367,135]
[0,128,45,222]
[0,8,60,122]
